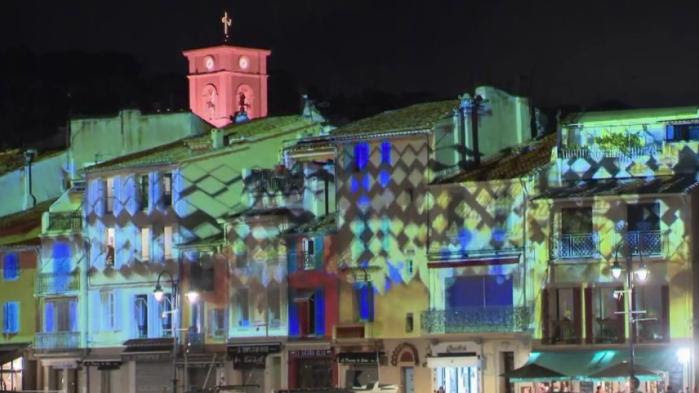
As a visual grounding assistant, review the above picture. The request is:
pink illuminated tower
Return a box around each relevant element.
[183,13,270,127]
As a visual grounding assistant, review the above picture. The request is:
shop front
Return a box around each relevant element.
[287,344,336,389]
[81,358,123,393]
[427,342,482,393]
[337,351,384,388]
[227,342,283,393]
[122,338,175,393]
[0,343,33,391]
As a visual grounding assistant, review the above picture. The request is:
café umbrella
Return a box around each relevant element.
[587,361,661,382]
[502,363,569,382]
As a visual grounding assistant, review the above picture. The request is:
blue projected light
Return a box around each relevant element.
[350,177,360,193]
[458,228,472,248]
[380,141,391,165]
[493,228,507,242]
[362,174,371,191]
[358,194,371,208]
[386,261,404,284]
[378,170,391,188]
[354,143,369,171]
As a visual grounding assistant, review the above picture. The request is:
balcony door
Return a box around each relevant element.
[627,203,661,255]
[446,275,513,309]
[559,207,594,259]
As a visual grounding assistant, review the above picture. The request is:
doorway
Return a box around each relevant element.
[402,367,414,393]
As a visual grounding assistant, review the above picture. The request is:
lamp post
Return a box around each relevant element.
[611,241,649,393]
[153,271,200,393]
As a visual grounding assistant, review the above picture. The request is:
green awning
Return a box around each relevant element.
[526,347,680,381]
[503,363,569,382]
[588,361,661,382]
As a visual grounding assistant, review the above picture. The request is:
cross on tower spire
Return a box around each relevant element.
[221,11,232,42]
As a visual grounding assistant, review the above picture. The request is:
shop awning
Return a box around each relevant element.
[526,347,679,380]
[502,363,568,382]
[426,355,480,368]
[0,344,28,365]
[588,361,662,382]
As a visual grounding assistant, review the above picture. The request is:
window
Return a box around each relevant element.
[191,263,214,292]
[210,308,225,338]
[163,173,173,207]
[160,293,173,337]
[292,289,324,337]
[140,175,149,211]
[3,253,19,280]
[354,283,375,322]
[134,295,148,338]
[190,302,203,333]
[302,238,315,270]
[3,302,19,334]
[164,226,173,259]
[558,207,595,258]
[100,291,116,331]
[445,275,513,309]
[44,299,77,332]
[106,227,115,266]
[405,313,414,333]
[634,285,669,343]
[236,288,249,327]
[106,177,115,213]
[627,203,661,255]
[545,287,581,344]
[140,227,151,261]
[589,287,623,343]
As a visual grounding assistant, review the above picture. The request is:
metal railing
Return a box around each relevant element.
[188,331,205,352]
[35,273,80,294]
[625,230,662,256]
[34,331,80,352]
[593,317,625,344]
[558,144,660,159]
[555,233,597,259]
[46,212,82,232]
[421,306,530,334]
[243,169,304,195]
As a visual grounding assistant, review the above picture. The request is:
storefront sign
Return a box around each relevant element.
[82,360,122,370]
[228,343,281,369]
[431,341,480,356]
[337,352,383,365]
[288,349,333,359]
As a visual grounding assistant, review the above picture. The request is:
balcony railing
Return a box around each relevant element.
[545,319,582,344]
[636,319,669,343]
[34,331,80,352]
[555,233,597,259]
[559,144,660,159]
[35,273,80,295]
[593,317,625,344]
[187,331,205,352]
[46,212,82,233]
[625,230,662,256]
[244,168,304,195]
[421,306,530,335]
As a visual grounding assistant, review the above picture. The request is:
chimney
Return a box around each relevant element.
[211,129,225,149]
[23,149,37,209]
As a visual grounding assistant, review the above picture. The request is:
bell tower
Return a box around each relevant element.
[183,12,270,127]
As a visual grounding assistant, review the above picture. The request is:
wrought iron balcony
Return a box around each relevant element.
[46,212,82,233]
[35,273,80,295]
[34,331,80,352]
[554,233,597,259]
[243,168,304,195]
[625,230,662,256]
[421,306,530,335]
[187,331,205,352]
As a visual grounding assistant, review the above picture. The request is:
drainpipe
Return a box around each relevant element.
[23,149,37,210]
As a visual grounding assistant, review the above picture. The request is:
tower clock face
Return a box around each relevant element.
[238,56,250,70]
[204,56,215,71]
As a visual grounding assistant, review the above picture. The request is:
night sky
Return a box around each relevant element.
[3,1,699,145]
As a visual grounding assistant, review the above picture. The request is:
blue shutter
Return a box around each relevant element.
[9,302,19,333]
[44,303,55,332]
[3,253,18,280]
[288,298,299,337]
[380,141,391,165]
[69,300,78,332]
[356,283,375,322]
[314,288,325,336]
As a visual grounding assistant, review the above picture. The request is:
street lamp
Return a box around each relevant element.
[611,241,650,392]
[153,271,200,393]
